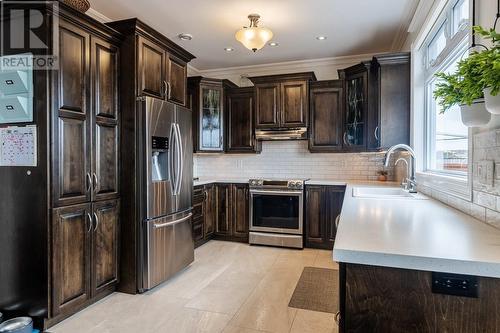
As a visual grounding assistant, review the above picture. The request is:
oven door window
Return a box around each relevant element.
[252,194,300,230]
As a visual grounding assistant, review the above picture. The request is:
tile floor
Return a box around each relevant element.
[48,241,339,333]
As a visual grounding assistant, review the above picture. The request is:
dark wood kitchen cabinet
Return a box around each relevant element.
[226,87,261,153]
[51,199,120,318]
[192,183,249,243]
[53,23,120,208]
[192,184,217,248]
[215,184,232,236]
[231,184,250,240]
[51,204,92,316]
[309,80,344,152]
[188,77,237,152]
[50,11,122,326]
[91,199,120,296]
[369,53,410,150]
[305,185,346,249]
[249,72,316,129]
[337,53,410,152]
[108,18,193,106]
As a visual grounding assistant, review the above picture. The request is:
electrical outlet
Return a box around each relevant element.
[432,272,478,298]
[475,160,494,186]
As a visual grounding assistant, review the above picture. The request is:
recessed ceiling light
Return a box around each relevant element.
[269,42,279,47]
[178,33,193,41]
[224,47,234,52]
[316,36,327,41]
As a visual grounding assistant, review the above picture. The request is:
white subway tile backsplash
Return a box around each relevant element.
[194,141,394,181]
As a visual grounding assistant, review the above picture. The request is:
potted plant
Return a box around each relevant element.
[377,170,388,182]
[433,42,491,126]
[473,26,500,114]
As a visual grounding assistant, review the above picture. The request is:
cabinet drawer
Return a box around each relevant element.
[193,202,203,219]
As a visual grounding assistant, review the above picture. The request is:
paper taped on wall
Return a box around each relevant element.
[0,125,37,166]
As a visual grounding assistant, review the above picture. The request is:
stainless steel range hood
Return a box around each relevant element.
[255,127,308,141]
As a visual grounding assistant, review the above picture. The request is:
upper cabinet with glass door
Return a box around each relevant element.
[188,77,237,152]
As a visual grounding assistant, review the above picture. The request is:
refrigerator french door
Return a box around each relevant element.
[140,96,193,290]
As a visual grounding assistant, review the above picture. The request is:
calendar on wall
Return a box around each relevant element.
[0,125,37,166]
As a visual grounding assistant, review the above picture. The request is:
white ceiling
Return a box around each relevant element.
[90,0,419,70]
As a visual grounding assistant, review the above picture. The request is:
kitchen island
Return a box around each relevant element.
[333,184,500,333]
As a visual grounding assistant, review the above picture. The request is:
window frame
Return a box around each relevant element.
[412,0,473,201]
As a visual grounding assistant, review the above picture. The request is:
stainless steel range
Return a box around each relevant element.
[249,179,306,249]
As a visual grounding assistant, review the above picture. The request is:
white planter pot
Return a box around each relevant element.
[460,99,490,127]
[484,88,500,114]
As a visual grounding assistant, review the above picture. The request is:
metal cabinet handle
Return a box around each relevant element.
[86,173,92,192]
[343,132,348,146]
[167,81,172,100]
[93,212,99,232]
[334,311,341,325]
[87,213,93,233]
[92,173,98,192]
[162,80,168,99]
[374,126,379,141]
[335,214,341,229]
[204,190,208,200]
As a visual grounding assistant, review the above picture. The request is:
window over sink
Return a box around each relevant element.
[413,0,471,199]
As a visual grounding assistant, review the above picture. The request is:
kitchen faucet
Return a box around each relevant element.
[384,144,417,193]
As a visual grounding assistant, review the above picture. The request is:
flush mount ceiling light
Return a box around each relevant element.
[269,42,279,47]
[235,14,273,52]
[178,33,193,41]
[224,47,234,52]
[316,36,327,41]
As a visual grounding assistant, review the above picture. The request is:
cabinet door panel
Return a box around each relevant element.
[93,122,119,200]
[215,184,231,236]
[255,83,280,128]
[326,187,345,245]
[138,37,165,98]
[226,89,256,152]
[92,200,120,295]
[93,38,119,119]
[305,186,325,248]
[52,204,92,315]
[281,81,307,127]
[344,72,367,150]
[167,55,187,105]
[54,21,91,207]
[204,184,216,237]
[232,184,249,239]
[59,23,89,113]
[54,113,91,206]
[309,85,343,152]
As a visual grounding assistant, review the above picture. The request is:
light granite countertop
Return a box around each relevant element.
[333,183,500,278]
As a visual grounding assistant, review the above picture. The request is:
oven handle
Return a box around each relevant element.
[249,190,303,196]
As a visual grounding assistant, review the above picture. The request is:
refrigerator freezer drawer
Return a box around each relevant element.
[144,212,194,290]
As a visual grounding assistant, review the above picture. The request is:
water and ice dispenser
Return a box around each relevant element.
[151,136,169,181]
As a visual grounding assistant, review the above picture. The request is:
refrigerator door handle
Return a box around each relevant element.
[169,122,177,194]
[175,123,184,195]
[153,213,193,229]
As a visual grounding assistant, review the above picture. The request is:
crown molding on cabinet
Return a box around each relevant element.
[86,7,112,23]
[191,53,379,82]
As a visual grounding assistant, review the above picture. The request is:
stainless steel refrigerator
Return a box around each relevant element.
[140,96,193,290]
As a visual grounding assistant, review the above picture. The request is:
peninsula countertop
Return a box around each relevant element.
[333,183,500,278]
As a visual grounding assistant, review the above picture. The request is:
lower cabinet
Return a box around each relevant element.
[305,185,345,249]
[51,199,119,317]
[192,183,249,247]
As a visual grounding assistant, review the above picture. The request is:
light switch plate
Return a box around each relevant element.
[475,160,494,186]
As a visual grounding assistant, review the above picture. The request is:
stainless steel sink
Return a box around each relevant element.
[352,186,428,199]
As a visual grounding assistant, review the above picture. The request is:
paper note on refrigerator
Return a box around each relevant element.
[0,125,37,166]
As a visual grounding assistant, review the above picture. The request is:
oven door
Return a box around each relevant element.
[249,189,303,235]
